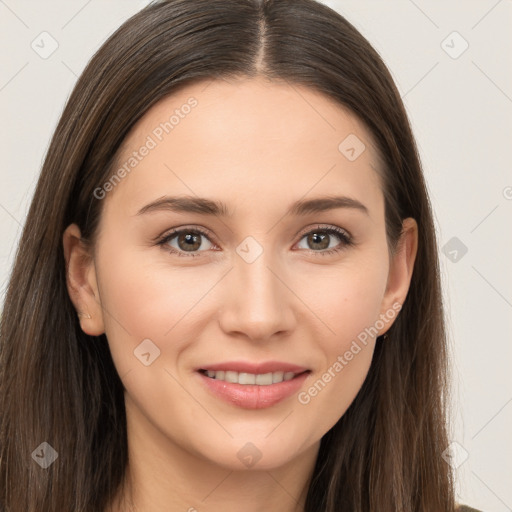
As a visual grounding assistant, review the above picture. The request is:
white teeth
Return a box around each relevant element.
[225,371,238,384]
[203,370,299,385]
[255,372,273,385]
[239,372,256,385]
[272,371,284,383]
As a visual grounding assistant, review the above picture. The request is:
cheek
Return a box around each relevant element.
[95,240,235,383]
[95,244,200,371]
[299,339,375,441]
[302,256,388,345]
[293,259,387,428]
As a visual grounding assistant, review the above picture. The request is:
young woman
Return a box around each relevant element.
[0,1,483,511]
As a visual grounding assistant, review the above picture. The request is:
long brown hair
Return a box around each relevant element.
[0,0,455,510]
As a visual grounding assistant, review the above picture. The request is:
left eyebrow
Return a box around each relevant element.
[135,194,369,217]
[290,195,369,216]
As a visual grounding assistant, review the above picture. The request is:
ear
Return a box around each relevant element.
[377,217,418,336]
[62,223,105,336]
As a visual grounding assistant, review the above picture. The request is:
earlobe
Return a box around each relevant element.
[62,223,105,336]
[378,217,418,336]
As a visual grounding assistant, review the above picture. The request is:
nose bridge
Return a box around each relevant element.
[219,238,294,340]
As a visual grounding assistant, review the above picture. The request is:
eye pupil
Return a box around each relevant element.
[309,232,329,250]
[179,233,201,251]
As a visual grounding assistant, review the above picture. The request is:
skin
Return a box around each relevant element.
[63,76,418,512]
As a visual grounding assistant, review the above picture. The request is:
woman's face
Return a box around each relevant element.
[65,76,417,472]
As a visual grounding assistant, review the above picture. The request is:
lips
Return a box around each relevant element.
[195,361,311,409]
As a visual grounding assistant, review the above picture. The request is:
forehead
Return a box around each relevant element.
[104,76,384,221]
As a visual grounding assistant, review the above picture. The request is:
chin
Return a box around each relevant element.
[194,433,310,472]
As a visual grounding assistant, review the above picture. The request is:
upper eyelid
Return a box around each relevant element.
[157,225,215,244]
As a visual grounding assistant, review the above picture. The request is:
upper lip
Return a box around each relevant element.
[197,361,310,374]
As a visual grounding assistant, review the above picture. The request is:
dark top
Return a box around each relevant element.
[458,505,483,512]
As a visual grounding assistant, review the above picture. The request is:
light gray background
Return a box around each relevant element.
[1,1,511,510]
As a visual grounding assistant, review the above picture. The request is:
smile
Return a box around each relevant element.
[196,367,311,409]
[199,369,301,385]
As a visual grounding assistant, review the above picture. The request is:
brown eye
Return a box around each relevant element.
[157,228,214,257]
[305,232,331,250]
[295,225,353,255]
[175,232,203,252]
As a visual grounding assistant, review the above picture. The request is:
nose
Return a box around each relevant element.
[217,247,297,343]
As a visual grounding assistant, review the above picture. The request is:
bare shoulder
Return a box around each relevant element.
[457,505,484,512]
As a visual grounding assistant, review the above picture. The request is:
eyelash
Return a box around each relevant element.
[155,225,354,258]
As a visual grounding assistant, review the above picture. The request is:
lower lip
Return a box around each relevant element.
[197,371,310,409]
